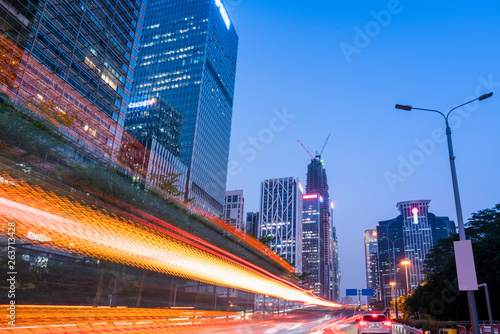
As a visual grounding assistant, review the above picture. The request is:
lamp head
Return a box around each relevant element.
[479,92,493,101]
[395,104,412,111]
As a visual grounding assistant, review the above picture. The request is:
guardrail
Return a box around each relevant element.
[458,325,500,334]
[393,323,424,334]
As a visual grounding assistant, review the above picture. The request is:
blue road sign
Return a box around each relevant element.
[362,289,374,296]
[346,289,358,296]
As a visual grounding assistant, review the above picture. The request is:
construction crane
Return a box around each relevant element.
[297,139,313,160]
[315,133,331,158]
[298,133,331,160]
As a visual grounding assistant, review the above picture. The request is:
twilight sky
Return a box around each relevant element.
[224,0,500,299]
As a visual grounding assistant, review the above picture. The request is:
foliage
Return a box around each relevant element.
[403,204,500,320]
[396,319,470,334]
[0,97,66,162]
[149,172,185,198]
[258,233,275,249]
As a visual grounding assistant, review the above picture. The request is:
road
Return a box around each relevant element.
[1,305,364,333]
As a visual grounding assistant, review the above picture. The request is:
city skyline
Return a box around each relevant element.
[225,0,500,297]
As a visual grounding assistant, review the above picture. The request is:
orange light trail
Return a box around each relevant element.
[0,172,340,308]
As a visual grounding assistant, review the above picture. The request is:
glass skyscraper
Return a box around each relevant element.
[302,194,322,296]
[0,0,146,162]
[127,0,239,214]
[364,229,379,304]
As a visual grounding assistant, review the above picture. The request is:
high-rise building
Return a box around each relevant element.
[127,0,239,215]
[302,156,338,301]
[223,189,244,231]
[302,193,322,295]
[364,229,379,303]
[246,212,259,238]
[0,0,147,163]
[331,217,340,302]
[377,200,456,307]
[259,177,303,272]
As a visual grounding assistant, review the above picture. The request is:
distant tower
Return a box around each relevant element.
[223,190,245,231]
[302,193,322,295]
[246,212,259,238]
[364,229,379,303]
[299,134,338,301]
[377,200,456,307]
[259,177,303,272]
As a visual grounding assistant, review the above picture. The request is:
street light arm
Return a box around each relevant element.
[411,107,447,121]
[446,92,493,118]
[446,97,479,119]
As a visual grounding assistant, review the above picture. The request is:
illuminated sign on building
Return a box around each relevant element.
[412,207,419,224]
[303,194,318,200]
[215,0,231,29]
[128,98,157,109]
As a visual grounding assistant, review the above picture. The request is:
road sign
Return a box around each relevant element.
[346,289,357,296]
[362,289,374,296]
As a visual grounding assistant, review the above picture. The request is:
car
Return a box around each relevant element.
[357,313,392,334]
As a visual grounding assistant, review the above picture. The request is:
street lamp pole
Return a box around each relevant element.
[389,282,396,319]
[395,92,493,334]
[386,235,404,318]
[401,260,411,294]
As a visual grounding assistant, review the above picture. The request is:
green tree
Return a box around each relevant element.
[149,172,185,198]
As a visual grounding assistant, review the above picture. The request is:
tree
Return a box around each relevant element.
[149,172,185,198]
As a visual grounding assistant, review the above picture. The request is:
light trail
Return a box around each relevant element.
[0,172,340,307]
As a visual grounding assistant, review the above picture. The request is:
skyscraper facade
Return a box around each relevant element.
[364,229,379,303]
[246,212,259,238]
[377,200,456,307]
[223,189,244,231]
[302,194,322,295]
[0,0,146,162]
[331,217,340,302]
[303,157,338,301]
[127,0,239,214]
[259,177,303,272]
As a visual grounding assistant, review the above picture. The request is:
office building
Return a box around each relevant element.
[128,0,239,215]
[223,190,244,231]
[364,229,379,303]
[331,214,340,303]
[302,193,322,295]
[259,177,303,272]
[377,200,456,307]
[0,0,146,163]
[246,212,259,238]
[303,156,338,301]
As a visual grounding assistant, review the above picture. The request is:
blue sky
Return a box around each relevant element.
[224,0,500,298]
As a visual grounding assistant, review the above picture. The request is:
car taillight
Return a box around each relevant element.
[383,321,392,327]
[359,321,368,326]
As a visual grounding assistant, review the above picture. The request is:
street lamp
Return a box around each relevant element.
[389,282,396,318]
[386,234,404,318]
[395,92,493,334]
[401,260,411,294]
